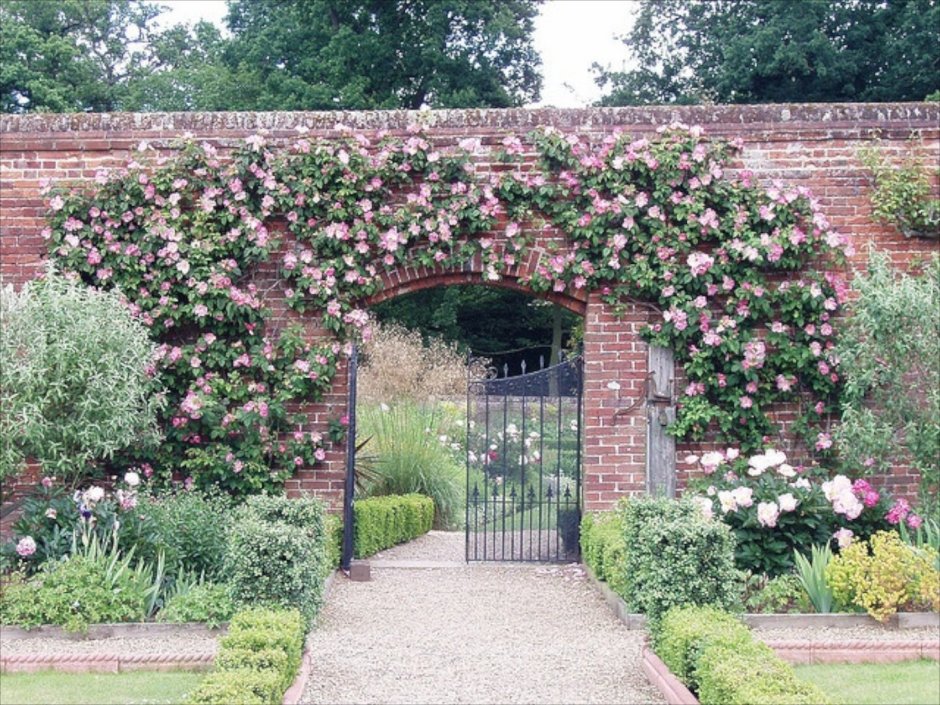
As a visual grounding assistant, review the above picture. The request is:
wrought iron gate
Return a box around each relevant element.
[465,355,583,562]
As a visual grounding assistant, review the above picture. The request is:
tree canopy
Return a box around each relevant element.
[1,0,542,113]
[595,0,940,106]
[1,0,163,112]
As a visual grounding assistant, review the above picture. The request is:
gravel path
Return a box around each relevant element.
[301,561,662,704]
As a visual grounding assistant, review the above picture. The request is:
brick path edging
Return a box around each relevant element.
[641,648,698,705]
[0,652,215,674]
[767,639,940,664]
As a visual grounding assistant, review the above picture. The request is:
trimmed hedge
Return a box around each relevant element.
[353,494,434,558]
[579,511,628,598]
[654,605,751,692]
[187,607,305,705]
[654,605,831,705]
[622,497,738,627]
[224,495,329,622]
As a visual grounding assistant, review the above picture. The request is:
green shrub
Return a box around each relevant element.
[215,649,293,692]
[353,494,434,558]
[835,251,939,511]
[0,268,163,483]
[158,582,235,628]
[740,572,812,614]
[656,605,832,705]
[358,402,464,528]
[225,607,305,668]
[187,608,306,705]
[324,513,343,573]
[696,639,830,705]
[186,669,281,705]
[0,553,152,632]
[654,605,751,691]
[139,489,232,581]
[225,495,328,622]
[580,511,628,598]
[622,497,738,626]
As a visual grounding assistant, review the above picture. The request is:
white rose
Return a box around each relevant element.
[124,471,141,487]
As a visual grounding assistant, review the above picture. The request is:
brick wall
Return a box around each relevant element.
[1,103,938,509]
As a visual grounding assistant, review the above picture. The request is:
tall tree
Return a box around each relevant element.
[595,0,940,106]
[0,0,164,113]
[219,0,542,110]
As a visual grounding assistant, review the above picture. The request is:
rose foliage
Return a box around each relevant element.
[43,124,851,493]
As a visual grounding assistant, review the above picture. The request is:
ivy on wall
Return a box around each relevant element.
[43,123,850,493]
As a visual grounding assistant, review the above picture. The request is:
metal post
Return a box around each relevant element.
[340,346,358,572]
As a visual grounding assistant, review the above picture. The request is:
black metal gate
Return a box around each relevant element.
[465,355,583,562]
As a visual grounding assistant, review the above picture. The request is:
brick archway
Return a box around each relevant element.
[363,257,588,317]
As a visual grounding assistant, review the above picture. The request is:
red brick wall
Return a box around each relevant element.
[1,104,938,510]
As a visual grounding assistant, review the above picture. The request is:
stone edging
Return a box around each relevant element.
[582,565,940,630]
[0,652,214,674]
[0,622,226,641]
[641,648,698,705]
[766,639,940,664]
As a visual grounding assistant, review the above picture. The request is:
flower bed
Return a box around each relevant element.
[581,448,939,625]
[1,481,333,632]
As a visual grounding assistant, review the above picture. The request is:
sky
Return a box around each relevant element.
[159,0,639,108]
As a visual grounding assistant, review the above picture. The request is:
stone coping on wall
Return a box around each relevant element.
[1,102,937,138]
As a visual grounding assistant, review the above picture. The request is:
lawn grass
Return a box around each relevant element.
[0,670,204,705]
[795,659,940,705]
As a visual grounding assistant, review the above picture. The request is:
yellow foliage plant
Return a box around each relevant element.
[826,530,940,622]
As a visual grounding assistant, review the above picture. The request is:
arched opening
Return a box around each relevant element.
[351,280,587,563]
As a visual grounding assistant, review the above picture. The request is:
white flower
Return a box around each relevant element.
[748,448,787,476]
[822,475,852,502]
[84,486,105,504]
[777,493,799,512]
[124,471,140,487]
[791,477,811,490]
[380,403,390,412]
[833,528,854,549]
[833,489,863,520]
[730,486,754,508]
[757,501,780,528]
[718,490,737,514]
[777,463,796,478]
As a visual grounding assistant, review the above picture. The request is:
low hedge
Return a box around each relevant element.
[187,607,305,705]
[579,511,628,599]
[654,605,831,705]
[353,494,434,558]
